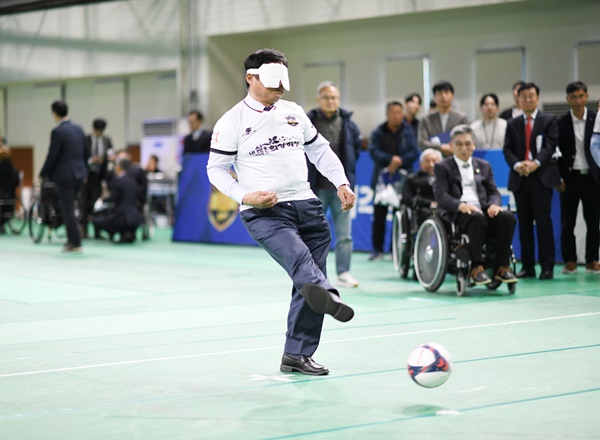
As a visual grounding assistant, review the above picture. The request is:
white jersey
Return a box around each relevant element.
[207,94,349,211]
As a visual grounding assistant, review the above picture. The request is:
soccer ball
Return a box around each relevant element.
[407,343,452,388]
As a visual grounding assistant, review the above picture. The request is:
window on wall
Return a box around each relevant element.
[300,62,344,111]
[576,42,600,103]
[93,79,126,152]
[475,47,524,116]
[384,56,428,113]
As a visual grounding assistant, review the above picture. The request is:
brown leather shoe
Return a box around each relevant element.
[585,261,600,274]
[562,261,578,274]
[495,266,517,283]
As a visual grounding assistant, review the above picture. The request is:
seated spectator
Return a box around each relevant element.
[0,146,20,234]
[145,155,161,174]
[402,148,442,226]
[93,158,144,243]
[433,125,517,285]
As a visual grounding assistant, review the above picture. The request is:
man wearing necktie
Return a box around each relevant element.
[80,118,113,238]
[434,125,517,285]
[503,82,561,280]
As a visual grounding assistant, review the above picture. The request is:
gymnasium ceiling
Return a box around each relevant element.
[0,0,115,15]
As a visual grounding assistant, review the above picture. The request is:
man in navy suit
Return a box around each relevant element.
[503,82,561,279]
[557,81,600,274]
[40,100,89,253]
[434,125,517,285]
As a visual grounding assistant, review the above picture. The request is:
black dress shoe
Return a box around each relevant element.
[300,283,354,322]
[471,266,491,285]
[516,268,536,278]
[280,353,329,376]
[539,270,554,280]
[495,266,517,283]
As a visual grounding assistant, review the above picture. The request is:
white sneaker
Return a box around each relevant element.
[337,272,359,288]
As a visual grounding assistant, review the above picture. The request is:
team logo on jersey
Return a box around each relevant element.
[285,115,299,126]
[208,185,238,232]
[242,127,253,137]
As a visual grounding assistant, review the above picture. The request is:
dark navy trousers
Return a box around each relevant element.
[240,198,338,356]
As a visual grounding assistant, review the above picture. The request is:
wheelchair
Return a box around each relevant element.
[0,189,27,235]
[392,204,418,279]
[413,213,517,297]
[28,182,82,244]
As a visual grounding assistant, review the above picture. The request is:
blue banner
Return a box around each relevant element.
[172,150,562,262]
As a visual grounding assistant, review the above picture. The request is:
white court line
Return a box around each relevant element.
[1,312,598,379]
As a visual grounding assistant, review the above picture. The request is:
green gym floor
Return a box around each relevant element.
[0,229,598,439]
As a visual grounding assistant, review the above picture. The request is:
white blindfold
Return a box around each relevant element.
[247,63,290,91]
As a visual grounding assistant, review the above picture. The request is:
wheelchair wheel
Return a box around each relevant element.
[456,273,467,297]
[6,198,27,235]
[392,208,411,279]
[508,282,517,295]
[414,217,448,292]
[28,200,46,243]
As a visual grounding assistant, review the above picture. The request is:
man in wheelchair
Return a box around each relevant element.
[433,125,517,285]
[92,158,143,243]
[402,148,442,226]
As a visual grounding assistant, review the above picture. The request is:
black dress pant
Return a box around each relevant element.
[560,171,600,263]
[372,204,397,253]
[56,181,82,247]
[80,171,102,235]
[455,210,516,270]
[513,176,555,271]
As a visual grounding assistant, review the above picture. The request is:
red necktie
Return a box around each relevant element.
[524,115,532,160]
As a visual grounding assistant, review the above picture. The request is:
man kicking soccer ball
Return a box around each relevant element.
[207,48,355,375]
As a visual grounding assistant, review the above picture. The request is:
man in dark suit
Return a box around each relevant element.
[499,80,526,121]
[418,81,469,156]
[183,110,212,154]
[93,158,143,243]
[557,81,600,274]
[434,125,517,285]
[503,82,561,279]
[80,118,113,238]
[39,100,89,253]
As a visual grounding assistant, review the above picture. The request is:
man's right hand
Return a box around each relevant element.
[388,155,402,174]
[242,191,278,209]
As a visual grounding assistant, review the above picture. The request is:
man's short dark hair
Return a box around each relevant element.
[512,80,526,91]
[518,82,540,96]
[480,93,499,107]
[432,81,454,95]
[566,81,588,95]
[405,93,422,105]
[92,118,107,131]
[188,110,203,121]
[51,100,68,118]
[117,158,132,172]
[244,48,288,89]
[387,101,403,112]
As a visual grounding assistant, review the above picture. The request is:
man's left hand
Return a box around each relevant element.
[338,184,356,212]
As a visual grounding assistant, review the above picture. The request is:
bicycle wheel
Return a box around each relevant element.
[28,200,46,243]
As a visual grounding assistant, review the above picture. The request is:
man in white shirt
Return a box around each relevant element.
[557,81,600,274]
[433,125,517,285]
[207,48,356,376]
